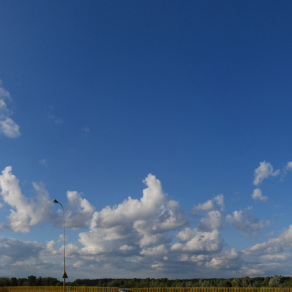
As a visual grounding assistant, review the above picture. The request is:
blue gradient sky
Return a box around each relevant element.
[1,0,292,280]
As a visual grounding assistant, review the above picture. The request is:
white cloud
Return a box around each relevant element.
[0,237,43,263]
[193,200,215,213]
[0,166,35,232]
[0,166,96,232]
[214,194,224,209]
[238,225,292,276]
[199,210,222,231]
[206,248,241,270]
[245,225,292,256]
[226,209,269,235]
[151,262,164,269]
[0,82,20,138]
[253,161,280,186]
[120,245,134,252]
[64,191,95,230]
[0,83,11,100]
[192,195,225,232]
[3,169,292,278]
[283,161,292,178]
[193,194,224,215]
[0,118,20,138]
[176,228,197,242]
[251,188,268,201]
[171,228,223,253]
[0,167,56,232]
[32,182,55,225]
[140,244,167,256]
[79,174,187,257]
[286,161,292,171]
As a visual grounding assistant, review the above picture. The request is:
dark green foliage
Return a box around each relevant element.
[4,275,292,287]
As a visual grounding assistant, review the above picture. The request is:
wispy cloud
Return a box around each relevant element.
[253,161,280,186]
[81,126,90,133]
[39,159,47,166]
[226,208,269,235]
[0,82,20,138]
[48,106,63,125]
[251,188,268,201]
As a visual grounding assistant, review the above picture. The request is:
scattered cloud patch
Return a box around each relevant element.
[0,82,20,138]
[251,188,267,201]
[82,127,90,133]
[171,229,224,253]
[48,106,63,125]
[64,191,95,230]
[0,237,43,263]
[0,167,54,232]
[286,161,292,171]
[193,195,225,231]
[199,210,223,231]
[206,248,241,270]
[253,161,280,186]
[39,159,47,166]
[226,208,269,235]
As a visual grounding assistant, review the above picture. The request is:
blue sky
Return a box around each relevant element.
[1,0,292,280]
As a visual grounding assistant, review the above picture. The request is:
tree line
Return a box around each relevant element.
[1,276,292,287]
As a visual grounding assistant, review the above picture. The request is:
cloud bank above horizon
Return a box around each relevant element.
[1,162,292,279]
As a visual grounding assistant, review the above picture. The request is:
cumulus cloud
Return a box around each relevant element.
[171,228,223,253]
[192,195,225,231]
[226,208,269,235]
[79,174,187,257]
[193,199,215,213]
[2,167,292,278]
[246,225,292,255]
[253,161,280,186]
[286,161,292,170]
[0,166,35,232]
[0,82,20,138]
[193,194,224,215]
[206,248,242,270]
[251,188,267,201]
[141,244,167,256]
[0,167,54,232]
[199,210,223,231]
[0,237,43,263]
[236,225,292,276]
[0,166,95,233]
[283,161,292,178]
[64,191,95,229]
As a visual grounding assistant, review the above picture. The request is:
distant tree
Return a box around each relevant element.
[217,279,232,287]
[17,278,27,286]
[263,277,270,287]
[0,277,10,286]
[241,277,251,287]
[282,277,292,287]
[269,276,282,287]
[252,277,265,287]
[231,277,242,287]
[27,275,37,286]
[10,277,18,286]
